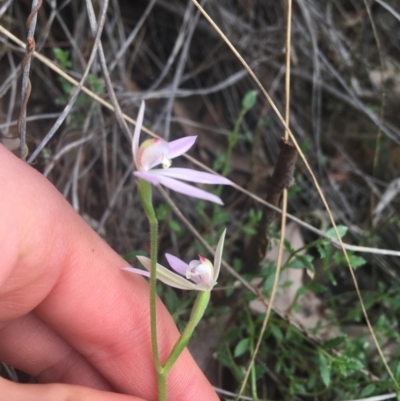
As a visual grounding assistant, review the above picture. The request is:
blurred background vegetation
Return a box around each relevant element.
[1,0,400,399]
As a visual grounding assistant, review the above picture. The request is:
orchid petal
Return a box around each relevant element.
[150,174,224,204]
[152,168,232,185]
[137,256,198,290]
[121,266,150,277]
[139,139,169,170]
[134,171,224,204]
[189,260,201,269]
[134,171,162,185]
[132,101,145,169]
[165,253,190,276]
[167,136,197,159]
[213,229,226,281]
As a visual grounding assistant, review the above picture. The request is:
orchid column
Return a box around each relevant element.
[125,102,231,401]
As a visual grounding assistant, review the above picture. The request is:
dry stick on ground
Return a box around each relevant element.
[18,0,42,159]
[244,138,297,274]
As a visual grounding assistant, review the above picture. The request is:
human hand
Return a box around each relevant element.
[0,144,219,401]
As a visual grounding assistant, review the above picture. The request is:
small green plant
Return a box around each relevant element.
[53,48,105,113]
[212,221,400,400]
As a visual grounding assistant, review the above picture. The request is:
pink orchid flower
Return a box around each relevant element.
[132,101,232,205]
[122,229,226,291]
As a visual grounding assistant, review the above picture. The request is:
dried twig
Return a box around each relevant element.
[18,0,43,159]
[244,138,297,274]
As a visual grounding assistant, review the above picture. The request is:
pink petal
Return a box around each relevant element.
[165,253,189,276]
[134,171,225,204]
[167,136,197,159]
[154,168,232,185]
[132,101,145,169]
[152,174,224,204]
[121,266,150,277]
[134,171,162,185]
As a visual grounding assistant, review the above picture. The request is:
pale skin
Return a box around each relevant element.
[0,144,219,401]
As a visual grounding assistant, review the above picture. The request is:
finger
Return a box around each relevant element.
[0,314,114,390]
[0,145,218,401]
[0,377,146,401]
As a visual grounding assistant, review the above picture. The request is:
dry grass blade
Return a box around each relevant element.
[236,1,293,397]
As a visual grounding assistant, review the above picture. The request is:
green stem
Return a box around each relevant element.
[222,109,245,177]
[162,291,210,374]
[157,373,167,401]
[250,335,259,401]
[137,179,165,400]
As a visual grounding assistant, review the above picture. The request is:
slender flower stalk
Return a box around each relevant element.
[132,101,232,205]
[135,179,163,398]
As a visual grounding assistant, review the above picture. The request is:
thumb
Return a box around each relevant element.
[0,377,147,401]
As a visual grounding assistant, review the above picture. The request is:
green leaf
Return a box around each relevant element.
[53,47,72,69]
[360,384,376,397]
[318,351,331,387]
[262,271,276,293]
[168,219,182,233]
[234,338,249,358]
[281,279,294,288]
[326,225,348,239]
[337,357,364,376]
[287,184,300,197]
[293,382,306,394]
[212,151,226,172]
[155,204,170,220]
[328,272,337,286]
[287,254,314,271]
[241,225,256,235]
[308,283,327,293]
[295,286,306,297]
[322,336,346,349]
[87,74,105,94]
[270,325,283,341]
[349,254,367,270]
[242,90,257,110]
[316,243,326,259]
[213,210,230,225]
